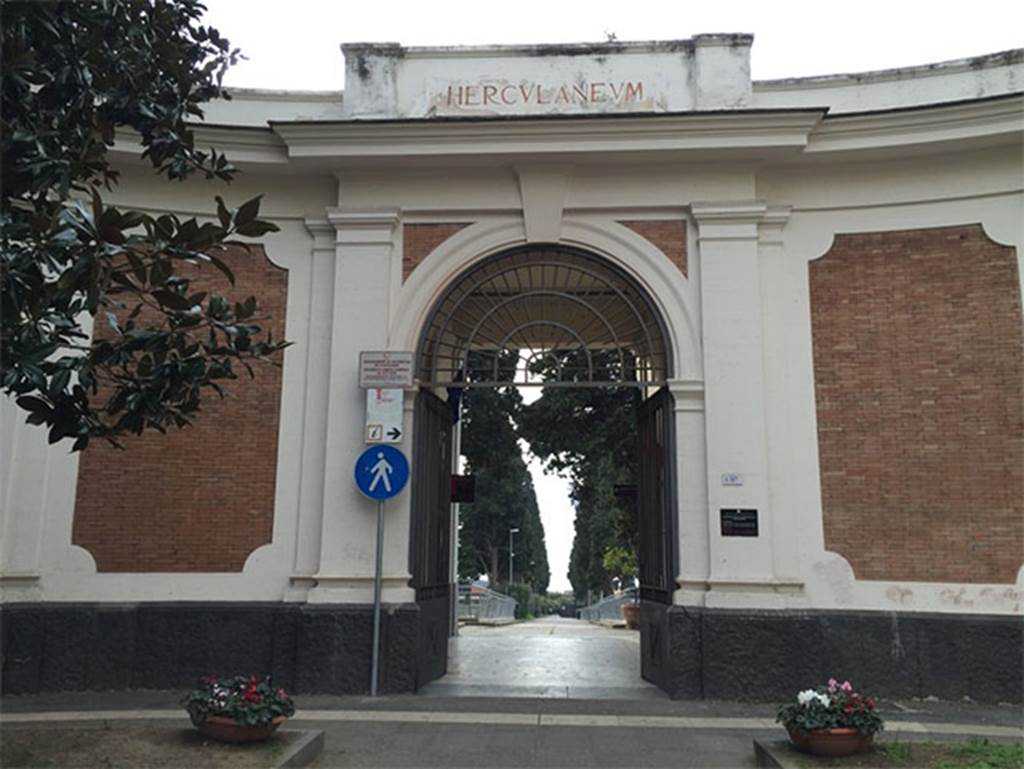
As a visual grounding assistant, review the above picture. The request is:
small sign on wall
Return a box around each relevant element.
[720,508,758,537]
[721,472,744,486]
[366,388,404,443]
[359,351,414,389]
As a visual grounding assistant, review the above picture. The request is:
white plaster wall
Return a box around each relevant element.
[189,47,1019,127]
[753,52,1023,114]
[2,55,1021,617]
[201,88,345,126]
[345,40,720,119]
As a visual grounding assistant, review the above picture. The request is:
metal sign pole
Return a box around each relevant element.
[370,499,385,696]
[353,438,408,698]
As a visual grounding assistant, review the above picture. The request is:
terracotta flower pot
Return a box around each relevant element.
[621,603,641,629]
[787,726,872,757]
[197,714,287,743]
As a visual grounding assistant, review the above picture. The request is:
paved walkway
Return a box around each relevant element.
[4,695,1022,768]
[3,693,1021,768]
[2,619,1021,767]
[421,615,663,700]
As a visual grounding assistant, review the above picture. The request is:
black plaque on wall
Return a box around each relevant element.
[720,508,758,537]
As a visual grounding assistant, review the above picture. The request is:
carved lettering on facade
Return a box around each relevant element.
[432,79,650,114]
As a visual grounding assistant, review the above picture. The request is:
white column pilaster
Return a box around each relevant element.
[308,209,414,604]
[691,201,785,604]
[668,379,710,606]
[758,207,804,589]
[284,218,337,599]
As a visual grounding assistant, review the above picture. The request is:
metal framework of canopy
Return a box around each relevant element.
[417,245,671,388]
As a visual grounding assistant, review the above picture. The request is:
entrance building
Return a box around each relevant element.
[2,36,1022,703]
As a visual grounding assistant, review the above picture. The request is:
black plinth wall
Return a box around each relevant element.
[2,602,1020,703]
[664,606,1023,704]
[0,602,419,696]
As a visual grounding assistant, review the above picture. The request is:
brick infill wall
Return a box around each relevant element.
[810,224,1023,583]
[403,223,471,280]
[72,246,288,572]
[619,220,687,277]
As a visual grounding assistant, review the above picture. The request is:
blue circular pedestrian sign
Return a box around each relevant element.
[354,445,409,500]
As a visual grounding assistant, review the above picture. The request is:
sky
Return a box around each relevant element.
[201,0,1022,91]
[199,0,1020,593]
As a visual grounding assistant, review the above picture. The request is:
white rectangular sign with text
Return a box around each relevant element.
[366,388,404,444]
[359,351,415,388]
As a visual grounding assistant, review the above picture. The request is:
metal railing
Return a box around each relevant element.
[578,588,637,622]
[457,582,517,622]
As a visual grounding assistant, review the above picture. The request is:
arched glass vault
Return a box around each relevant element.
[417,245,672,388]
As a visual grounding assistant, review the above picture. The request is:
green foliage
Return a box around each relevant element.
[182,674,295,727]
[602,545,638,582]
[777,680,884,737]
[876,741,912,762]
[519,350,640,601]
[1,0,286,450]
[498,582,533,620]
[458,353,549,591]
[940,738,1024,769]
[493,582,565,619]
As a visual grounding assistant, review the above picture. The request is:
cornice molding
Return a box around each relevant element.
[111,125,288,166]
[758,206,792,245]
[326,208,400,246]
[807,94,1023,155]
[691,201,770,242]
[667,379,705,412]
[270,111,824,162]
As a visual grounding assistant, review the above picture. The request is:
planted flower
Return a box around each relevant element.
[776,679,884,757]
[182,674,295,743]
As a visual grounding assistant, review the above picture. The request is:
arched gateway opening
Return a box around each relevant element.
[409,244,679,695]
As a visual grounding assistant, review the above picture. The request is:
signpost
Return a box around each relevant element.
[354,444,409,696]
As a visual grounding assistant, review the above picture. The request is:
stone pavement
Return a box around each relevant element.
[3,690,1022,768]
[2,618,1021,767]
[421,615,663,700]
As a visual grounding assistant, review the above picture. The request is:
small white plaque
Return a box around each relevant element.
[366,388,404,444]
[359,351,415,388]
[721,472,744,487]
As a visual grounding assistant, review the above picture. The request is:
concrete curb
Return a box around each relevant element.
[753,739,798,769]
[275,729,324,768]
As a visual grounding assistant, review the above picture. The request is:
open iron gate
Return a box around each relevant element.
[409,389,454,688]
[637,386,678,692]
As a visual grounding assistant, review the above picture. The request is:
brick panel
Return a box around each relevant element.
[619,220,687,276]
[403,223,471,280]
[72,246,288,572]
[810,224,1023,583]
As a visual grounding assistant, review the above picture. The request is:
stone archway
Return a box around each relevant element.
[408,242,679,694]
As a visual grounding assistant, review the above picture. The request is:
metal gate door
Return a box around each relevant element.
[410,389,453,688]
[636,386,677,693]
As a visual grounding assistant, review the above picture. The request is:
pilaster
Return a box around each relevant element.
[690,201,778,600]
[667,379,709,605]
[308,209,415,604]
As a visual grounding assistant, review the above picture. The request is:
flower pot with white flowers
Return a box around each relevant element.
[776,679,884,757]
[182,674,295,743]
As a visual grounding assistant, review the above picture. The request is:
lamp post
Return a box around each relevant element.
[508,527,520,585]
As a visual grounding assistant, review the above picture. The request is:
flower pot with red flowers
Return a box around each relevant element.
[776,679,883,757]
[182,674,295,743]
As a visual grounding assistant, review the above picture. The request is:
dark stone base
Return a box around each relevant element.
[664,606,1023,704]
[1,602,419,696]
[4,602,1020,703]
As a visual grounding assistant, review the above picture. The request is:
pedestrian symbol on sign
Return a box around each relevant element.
[354,445,409,501]
[369,452,393,494]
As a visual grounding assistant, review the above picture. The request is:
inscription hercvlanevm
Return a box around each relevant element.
[435,79,647,111]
